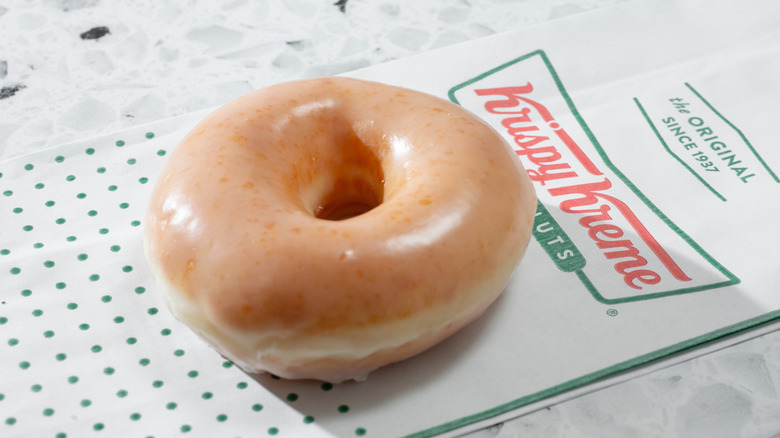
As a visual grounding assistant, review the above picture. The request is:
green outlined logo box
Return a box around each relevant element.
[449,50,739,304]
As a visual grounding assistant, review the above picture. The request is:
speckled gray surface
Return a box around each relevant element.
[1,0,622,157]
[2,1,780,437]
[469,334,780,438]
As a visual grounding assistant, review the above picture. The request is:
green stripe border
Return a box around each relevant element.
[406,309,780,438]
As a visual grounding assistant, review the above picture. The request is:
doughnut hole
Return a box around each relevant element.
[307,130,386,221]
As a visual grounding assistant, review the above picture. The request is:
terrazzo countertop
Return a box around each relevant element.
[2,1,780,437]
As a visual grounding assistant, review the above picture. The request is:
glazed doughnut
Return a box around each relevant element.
[143,77,536,383]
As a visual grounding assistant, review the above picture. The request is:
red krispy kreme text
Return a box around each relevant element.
[475,84,692,290]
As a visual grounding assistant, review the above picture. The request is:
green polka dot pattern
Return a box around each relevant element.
[0,125,370,437]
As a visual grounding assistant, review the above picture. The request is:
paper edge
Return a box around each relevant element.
[422,314,780,438]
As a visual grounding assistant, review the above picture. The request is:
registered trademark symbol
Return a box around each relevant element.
[606,308,618,317]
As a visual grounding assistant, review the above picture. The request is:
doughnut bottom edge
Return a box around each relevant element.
[144,230,527,383]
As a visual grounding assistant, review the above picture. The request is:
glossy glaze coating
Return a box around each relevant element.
[144,77,536,382]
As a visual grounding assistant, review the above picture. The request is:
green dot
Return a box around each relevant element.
[181,425,191,433]
[108,185,117,191]
[55,218,66,225]
[217,414,228,422]
[117,389,128,397]
[8,338,19,346]
[119,202,129,209]
[148,307,158,315]
[56,433,66,438]
[22,225,33,231]
[6,417,16,425]
[157,149,167,156]
[78,253,88,261]
[286,393,298,402]
[130,220,141,227]
[93,423,103,431]
[104,367,115,375]
[127,158,136,165]
[116,140,125,147]
[81,399,91,407]
[33,242,43,248]
[21,289,31,297]
[110,245,121,252]
[122,265,133,272]
[66,175,76,182]
[202,392,213,400]
[126,337,137,345]
[91,345,102,353]
[68,376,78,384]
[152,380,163,388]
[113,316,124,323]
[88,210,98,217]
[188,370,198,378]
[13,207,22,213]
[79,323,89,330]
[35,182,44,189]
[32,309,42,316]
[66,235,76,242]
[66,302,77,309]
[20,361,30,369]
[44,260,55,268]
[101,295,112,303]
[97,167,106,174]
[77,192,86,199]
[146,132,155,139]
[0,249,9,255]
[139,177,149,184]
[0,317,7,324]
[31,384,42,392]
[10,267,21,275]
[135,286,146,294]
[44,330,54,338]
[252,404,263,412]
[130,413,141,421]
[268,427,278,435]
[56,353,66,361]
[86,148,95,155]
[25,163,34,170]
[303,415,314,424]
[355,427,367,436]
[99,228,109,234]
[45,200,55,207]
[166,402,177,410]
[43,408,54,416]
[174,349,185,357]
[237,382,248,390]
[222,361,233,368]
[139,358,150,366]
[3,190,12,196]
[89,274,100,281]
[161,328,171,336]
[338,405,350,413]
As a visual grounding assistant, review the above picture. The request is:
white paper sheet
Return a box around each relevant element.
[2,0,779,437]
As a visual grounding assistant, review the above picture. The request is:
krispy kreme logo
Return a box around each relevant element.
[476,83,689,290]
[449,50,739,304]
